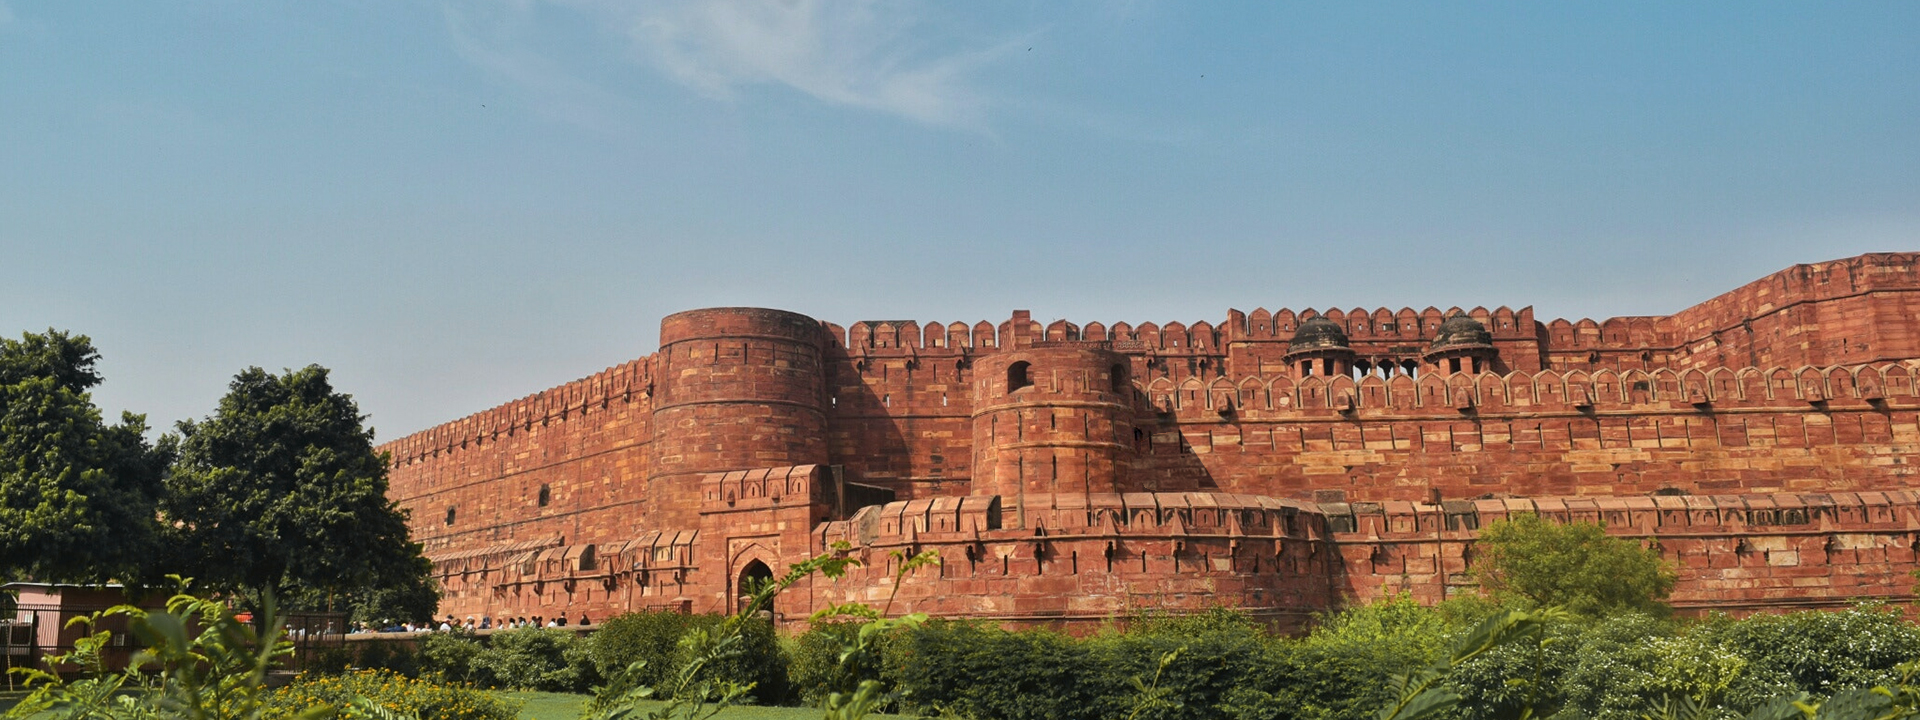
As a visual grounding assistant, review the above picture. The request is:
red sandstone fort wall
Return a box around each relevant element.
[1663,254,1920,369]
[384,359,655,556]
[379,252,1920,627]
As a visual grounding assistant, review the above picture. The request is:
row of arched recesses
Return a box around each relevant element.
[1004,361,1131,394]
[1298,358,1461,381]
[1145,363,1915,413]
[1301,358,1497,380]
[1359,359,1424,379]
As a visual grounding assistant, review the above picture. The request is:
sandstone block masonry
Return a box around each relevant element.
[383,253,1920,628]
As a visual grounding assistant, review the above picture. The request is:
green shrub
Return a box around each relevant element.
[1471,514,1675,617]
[683,616,788,705]
[591,611,787,705]
[1552,612,1725,720]
[471,627,597,692]
[1699,603,1920,712]
[1093,609,1270,720]
[1266,595,1461,720]
[590,611,715,694]
[1217,642,1303,720]
[352,638,422,677]
[788,620,867,706]
[417,630,486,684]
[307,643,358,675]
[885,619,1106,720]
[1443,612,1584,720]
[264,669,520,720]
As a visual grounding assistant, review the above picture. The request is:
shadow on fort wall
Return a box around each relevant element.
[1128,387,1222,494]
[820,344,923,498]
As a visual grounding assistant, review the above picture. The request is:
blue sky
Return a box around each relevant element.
[3,1,1916,439]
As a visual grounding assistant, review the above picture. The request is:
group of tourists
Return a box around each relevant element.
[348,613,592,634]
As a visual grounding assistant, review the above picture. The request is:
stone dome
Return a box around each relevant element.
[1288,315,1351,353]
[1428,312,1494,350]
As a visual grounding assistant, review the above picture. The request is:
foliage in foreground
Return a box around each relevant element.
[263,670,518,720]
[5,582,306,720]
[1,580,515,720]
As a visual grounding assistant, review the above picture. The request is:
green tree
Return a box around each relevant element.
[161,365,434,617]
[0,330,165,583]
[1469,514,1674,617]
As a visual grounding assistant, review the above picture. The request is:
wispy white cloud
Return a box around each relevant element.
[446,0,1010,131]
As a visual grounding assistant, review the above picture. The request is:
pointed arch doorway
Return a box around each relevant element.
[737,559,774,616]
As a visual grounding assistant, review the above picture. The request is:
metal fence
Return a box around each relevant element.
[0,605,348,684]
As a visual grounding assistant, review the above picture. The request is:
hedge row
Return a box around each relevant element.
[319,600,1920,720]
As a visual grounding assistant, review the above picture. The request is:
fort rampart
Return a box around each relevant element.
[381,253,1920,627]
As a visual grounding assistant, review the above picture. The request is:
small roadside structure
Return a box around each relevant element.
[1,583,164,680]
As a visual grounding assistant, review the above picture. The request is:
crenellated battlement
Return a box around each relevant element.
[384,358,651,467]
[382,252,1920,627]
[1137,361,1918,419]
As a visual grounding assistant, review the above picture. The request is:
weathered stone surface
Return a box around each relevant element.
[384,254,1920,628]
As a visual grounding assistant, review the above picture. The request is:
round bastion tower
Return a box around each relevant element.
[970,344,1138,528]
[648,308,830,529]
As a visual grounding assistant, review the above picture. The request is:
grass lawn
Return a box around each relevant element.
[496,691,911,720]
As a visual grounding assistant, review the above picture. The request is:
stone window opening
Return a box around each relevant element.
[1008,361,1033,392]
[1301,360,1313,376]
[1449,358,1462,374]
[538,484,551,507]
[1110,364,1127,393]
[737,560,773,615]
[445,507,456,526]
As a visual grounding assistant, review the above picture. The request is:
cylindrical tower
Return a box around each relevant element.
[970,344,1137,527]
[649,307,829,528]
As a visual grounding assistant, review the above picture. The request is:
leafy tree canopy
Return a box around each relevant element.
[161,365,434,614]
[1469,514,1675,617]
[0,329,106,393]
[0,330,164,583]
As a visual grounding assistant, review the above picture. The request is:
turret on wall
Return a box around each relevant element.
[971,343,1139,527]
[1424,312,1501,375]
[649,308,830,529]
[1284,315,1357,378]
